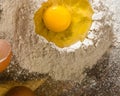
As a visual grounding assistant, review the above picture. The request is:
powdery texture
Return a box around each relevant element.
[0,0,113,82]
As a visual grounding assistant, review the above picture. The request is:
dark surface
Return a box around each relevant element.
[34,48,120,96]
[1,46,120,96]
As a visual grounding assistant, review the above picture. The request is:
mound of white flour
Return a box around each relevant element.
[0,0,113,82]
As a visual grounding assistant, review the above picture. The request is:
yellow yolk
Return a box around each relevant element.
[43,6,71,32]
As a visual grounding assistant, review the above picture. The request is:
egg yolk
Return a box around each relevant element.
[43,6,71,32]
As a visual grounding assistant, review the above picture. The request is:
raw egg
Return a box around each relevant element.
[34,0,93,47]
[5,86,35,96]
[0,39,12,72]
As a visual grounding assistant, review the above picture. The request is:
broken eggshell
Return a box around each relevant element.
[0,39,12,72]
[5,86,35,96]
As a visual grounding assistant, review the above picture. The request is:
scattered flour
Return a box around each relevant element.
[0,0,113,82]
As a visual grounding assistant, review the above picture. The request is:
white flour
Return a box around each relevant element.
[0,0,113,82]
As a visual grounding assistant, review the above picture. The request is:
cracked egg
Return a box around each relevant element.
[34,0,93,47]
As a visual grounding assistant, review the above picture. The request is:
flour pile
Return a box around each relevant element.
[0,0,113,82]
